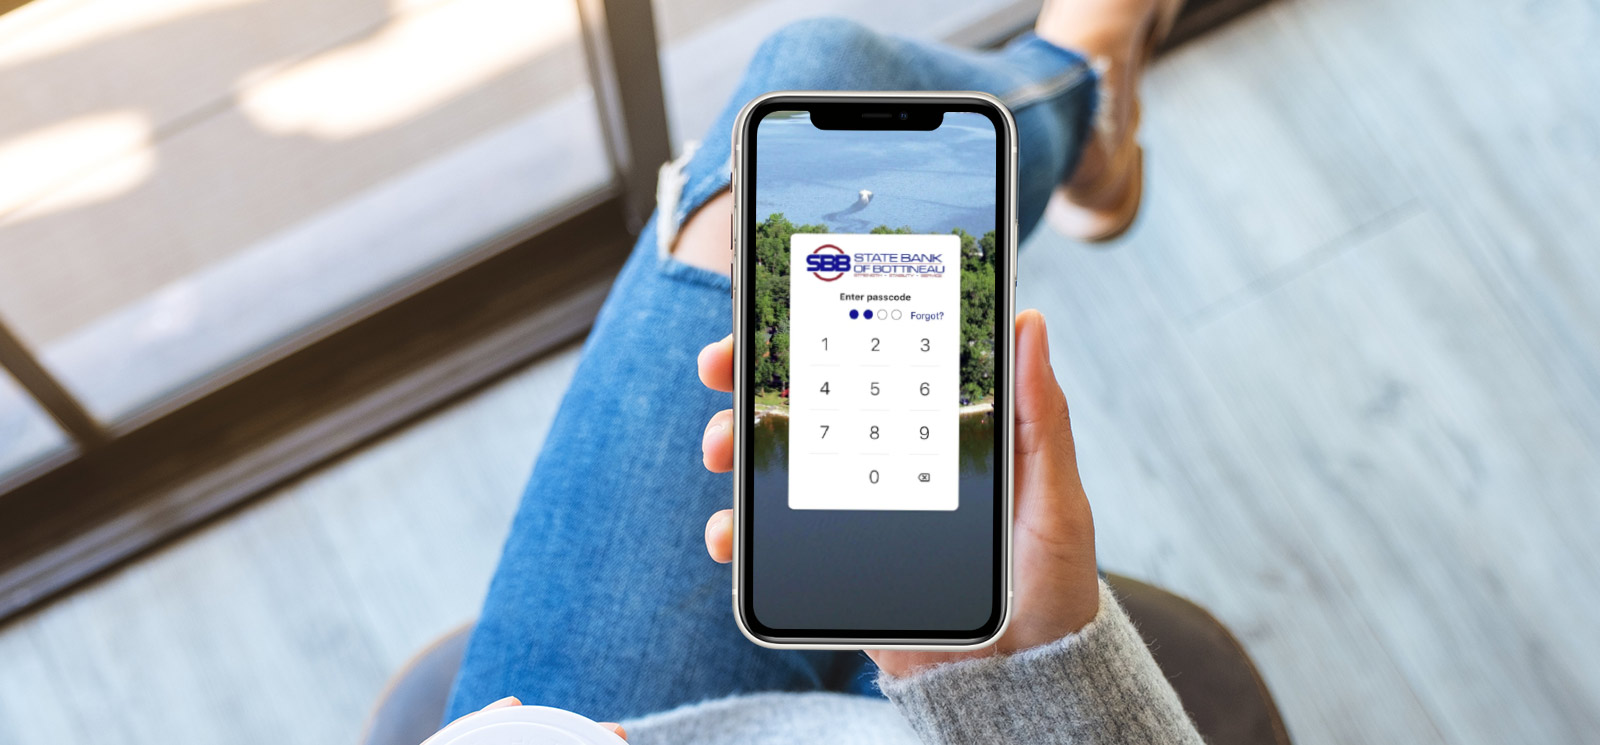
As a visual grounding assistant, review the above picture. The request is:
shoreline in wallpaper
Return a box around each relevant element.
[754,400,994,421]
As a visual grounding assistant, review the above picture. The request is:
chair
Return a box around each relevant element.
[362,574,1291,745]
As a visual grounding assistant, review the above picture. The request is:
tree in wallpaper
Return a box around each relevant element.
[752,213,997,408]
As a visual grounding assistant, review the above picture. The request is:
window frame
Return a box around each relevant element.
[0,0,669,622]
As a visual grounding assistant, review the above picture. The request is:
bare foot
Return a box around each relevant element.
[1036,0,1182,242]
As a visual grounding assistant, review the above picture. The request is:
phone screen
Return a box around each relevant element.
[740,100,1008,641]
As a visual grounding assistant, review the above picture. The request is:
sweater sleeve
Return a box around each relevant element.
[878,579,1204,745]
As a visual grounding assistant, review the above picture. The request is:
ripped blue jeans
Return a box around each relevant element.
[445,17,1097,723]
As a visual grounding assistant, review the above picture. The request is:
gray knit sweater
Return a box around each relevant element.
[623,580,1204,744]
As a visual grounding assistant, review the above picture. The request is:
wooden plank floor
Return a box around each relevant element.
[1028,2,1600,743]
[3,0,1599,742]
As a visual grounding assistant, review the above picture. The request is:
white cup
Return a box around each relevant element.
[422,705,626,745]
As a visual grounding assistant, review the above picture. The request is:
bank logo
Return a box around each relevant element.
[806,244,850,281]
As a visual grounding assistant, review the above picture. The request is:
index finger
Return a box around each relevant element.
[697,335,734,392]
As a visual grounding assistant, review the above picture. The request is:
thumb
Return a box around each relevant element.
[1014,310,1075,461]
[1005,311,1100,644]
[1013,310,1087,516]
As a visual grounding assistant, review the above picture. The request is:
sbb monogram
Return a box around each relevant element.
[806,253,851,273]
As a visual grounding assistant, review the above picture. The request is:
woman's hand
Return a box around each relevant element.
[424,697,627,743]
[695,309,1100,677]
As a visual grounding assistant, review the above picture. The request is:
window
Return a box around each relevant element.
[0,0,609,423]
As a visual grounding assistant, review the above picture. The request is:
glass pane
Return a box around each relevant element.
[0,367,70,480]
[0,0,610,421]
[654,0,1019,148]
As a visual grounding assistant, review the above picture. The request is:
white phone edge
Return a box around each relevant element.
[729,90,1018,650]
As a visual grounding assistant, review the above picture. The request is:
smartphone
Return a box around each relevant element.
[731,92,1017,648]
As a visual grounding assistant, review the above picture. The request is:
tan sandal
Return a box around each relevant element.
[1047,0,1184,243]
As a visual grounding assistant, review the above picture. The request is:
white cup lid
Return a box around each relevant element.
[422,705,626,745]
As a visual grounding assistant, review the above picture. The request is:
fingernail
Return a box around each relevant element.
[484,696,520,710]
[704,420,727,447]
[1037,312,1050,360]
[708,513,733,548]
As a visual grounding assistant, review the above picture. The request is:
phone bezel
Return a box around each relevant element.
[731,91,1017,649]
